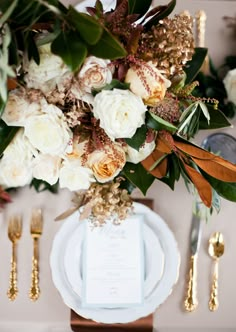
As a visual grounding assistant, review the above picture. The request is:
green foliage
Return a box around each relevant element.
[125,125,147,150]
[201,170,236,202]
[30,179,59,194]
[51,31,87,72]
[144,0,176,29]
[0,120,18,156]
[122,162,155,195]
[146,112,177,132]
[184,47,208,84]
[193,56,236,119]
[128,0,152,16]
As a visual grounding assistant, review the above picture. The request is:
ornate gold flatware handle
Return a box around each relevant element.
[29,257,40,301]
[209,259,219,311]
[7,250,18,301]
[29,238,40,301]
[184,255,198,311]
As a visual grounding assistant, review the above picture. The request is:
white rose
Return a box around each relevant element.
[78,56,113,93]
[0,130,34,188]
[87,143,126,183]
[93,89,147,140]
[2,89,40,126]
[59,159,94,191]
[24,103,72,155]
[33,154,61,185]
[223,68,236,105]
[23,43,72,94]
[125,62,171,106]
[126,141,156,164]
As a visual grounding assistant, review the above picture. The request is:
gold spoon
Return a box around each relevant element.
[208,232,225,311]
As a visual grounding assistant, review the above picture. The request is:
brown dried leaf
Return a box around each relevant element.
[192,156,236,182]
[156,136,172,154]
[183,162,212,207]
[141,149,167,178]
[174,140,216,160]
[7,78,17,91]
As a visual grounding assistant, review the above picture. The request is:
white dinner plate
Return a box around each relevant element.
[63,221,165,301]
[50,202,180,323]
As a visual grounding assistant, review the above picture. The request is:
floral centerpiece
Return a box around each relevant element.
[1,0,236,223]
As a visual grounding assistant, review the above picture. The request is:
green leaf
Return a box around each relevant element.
[184,47,208,84]
[128,0,152,16]
[51,30,87,72]
[30,178,59,193]
[89,28,127,60]
[146,112,177,132]
[92,79,130,95]
[199,106,231,129]
[67,7,103,45]
[125,125,147,150]
[0,120,18,156]
[123,162,155,195]
[0,0,18,25]
[201,171,236,202]
[144,0,176,29]
[27,32,40,64]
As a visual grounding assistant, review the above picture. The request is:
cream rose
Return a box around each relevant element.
[223,68,236,105]
[125,62,171,106]
[59,159,94,191]
[93,89,147,140]
[0,130,34,188]
[24,103,72,155]
[23,43,72,94]
[2,89,40,126]
[33,154,61,185]
[126,141,156,164]
[78,56,113,93]
[87,144,126,183]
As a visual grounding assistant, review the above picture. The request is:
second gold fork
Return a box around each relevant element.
[7,215,22,301]
[29,209,43,301]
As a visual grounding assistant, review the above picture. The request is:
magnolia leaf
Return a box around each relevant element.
[67,7,103,45]
[175,140,218,160]
[89,28,127,59]
[123,162,155,195]
[125,125,147,150]
[51,31,87,72]
[192,156,236,182]
[199,106,231,129]
[0,120,18,156]
[128,0,152,16]
[144,0,176,29]
[201,171,236,202]
[147,112,177,132]
[158,154,180,190]
[185,48,208,84]
[141,149,168,178]
[0,0,18,25]
[156,136,172,154]
[182,162,212,207]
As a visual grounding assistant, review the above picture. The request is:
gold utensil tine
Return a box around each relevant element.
[29,208,43,301]
[7,215,22,301]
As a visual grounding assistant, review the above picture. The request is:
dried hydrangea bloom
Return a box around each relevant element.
[138,13,195,77]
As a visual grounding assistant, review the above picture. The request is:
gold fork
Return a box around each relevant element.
[29,209,43,301]
[7,215,22,301]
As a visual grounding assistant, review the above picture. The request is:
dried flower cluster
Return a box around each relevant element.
[139,14,195,77]
[72,181,133,226]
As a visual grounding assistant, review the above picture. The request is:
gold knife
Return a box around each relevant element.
[184,202,202,312]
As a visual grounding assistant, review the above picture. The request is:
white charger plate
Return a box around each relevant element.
[63,221,165,301]
[50,202,180,323]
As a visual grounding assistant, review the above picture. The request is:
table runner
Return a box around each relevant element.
[70,198,154,332]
